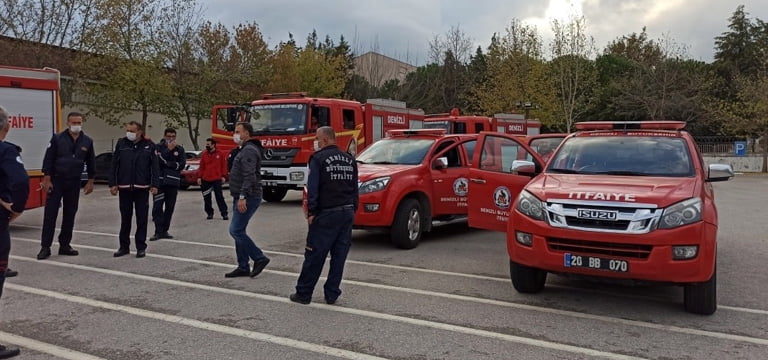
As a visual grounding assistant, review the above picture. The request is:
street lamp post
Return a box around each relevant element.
[514,100,539,119]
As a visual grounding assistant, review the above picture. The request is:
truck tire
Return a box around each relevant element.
[510,260,547,293]
[391,198,423,249]
[263,187,288,202]
[684,271,717,315]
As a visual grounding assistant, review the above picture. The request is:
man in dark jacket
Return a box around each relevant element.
[0,105,29,359]
[150,128,185,241]
[290,126,358,305]
[37,111,95,260]
[197,138,228,220]
[224,122,270,278]
[109,121,160,258]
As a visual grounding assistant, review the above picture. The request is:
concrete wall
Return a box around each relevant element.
[703,156,765,173]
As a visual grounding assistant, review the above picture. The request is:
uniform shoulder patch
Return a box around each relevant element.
[16,155,24,164]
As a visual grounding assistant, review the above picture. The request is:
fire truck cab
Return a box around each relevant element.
[467,121,734,315]
[212,93,424,202]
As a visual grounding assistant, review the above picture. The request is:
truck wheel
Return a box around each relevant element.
[391,198,423,249]
[263,187,288,202]
[684,271,717,315]
[510,260,547,293]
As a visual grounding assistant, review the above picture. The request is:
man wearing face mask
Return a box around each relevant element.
[150,128,185,241]
[197,138,228,220]
[37,112,95,260]
[224,122,270,278]
[109,121,160,258]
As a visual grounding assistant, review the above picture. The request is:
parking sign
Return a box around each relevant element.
[735,141,747,156]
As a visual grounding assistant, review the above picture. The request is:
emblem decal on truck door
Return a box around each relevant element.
[494,186,511,209]
[453,178,468,196]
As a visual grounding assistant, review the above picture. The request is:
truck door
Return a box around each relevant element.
[467,133,543,232]
[429,139,474,216]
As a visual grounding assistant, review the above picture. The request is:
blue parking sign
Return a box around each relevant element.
[735,141,747,156]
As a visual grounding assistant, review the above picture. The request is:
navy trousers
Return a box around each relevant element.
[201,180,228,217]
[152,185,178,235]
[0,211,9,299]
[41,177,81,248]
[295,207,354,301]
[118,189,150,251]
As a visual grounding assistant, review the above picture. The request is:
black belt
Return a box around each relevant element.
[321,205,354,212]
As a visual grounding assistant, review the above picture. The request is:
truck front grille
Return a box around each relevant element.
[545,200,663,234]
[547,238,652,259]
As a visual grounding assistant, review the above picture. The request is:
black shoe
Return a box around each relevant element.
[160,233,173,239]
[0,344,20,359]
[222,215,229,220]
[5,269,18,278]
[113,248,130,257]
[136,250,146,258]
[149,234,161,241]
[250,257,270,277]
[289,293,311,305]
[37,247,51,260]
[58,246,79,256]
[224,268,250,278]
[325,298,337,305]
[206,214,214,220]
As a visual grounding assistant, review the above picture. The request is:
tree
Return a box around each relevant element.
[549,15,597,132]
[78,0,174,130]
[0,0,97,48]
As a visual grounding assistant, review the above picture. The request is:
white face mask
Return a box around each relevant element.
[313,140,321,151]
[233,133,242,145]
[126,132,137,141]
[69,125,82,133]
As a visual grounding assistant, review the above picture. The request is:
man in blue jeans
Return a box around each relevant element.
[290,126,358,305]
[224,122,270,278]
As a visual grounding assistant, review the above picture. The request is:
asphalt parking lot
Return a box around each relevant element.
[2,175,767,359]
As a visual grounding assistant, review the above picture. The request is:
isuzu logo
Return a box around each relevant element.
[263,148,274,160]
[577,209,618,220]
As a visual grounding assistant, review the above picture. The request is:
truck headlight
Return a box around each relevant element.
[359,177,390,194]
[659,198,702,229]
[516,190,545,221]
[185,164,199,171]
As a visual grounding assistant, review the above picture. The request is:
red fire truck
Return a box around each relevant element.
[422,108,541,135]
[0,65,62,209]
[211,93,424,202]
[466,121,733,314]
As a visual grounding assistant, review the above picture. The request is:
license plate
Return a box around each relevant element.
[577,209,618,220]
[564,253,629,272]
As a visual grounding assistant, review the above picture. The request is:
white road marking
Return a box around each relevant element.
[13,238,768,346]
[9,255,645,360]
[0,331,106,360]
[11,226,768,315]
[5,283,387,360]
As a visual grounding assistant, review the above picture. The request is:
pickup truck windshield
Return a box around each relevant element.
[547,136,694,177]
[356,138,435,165]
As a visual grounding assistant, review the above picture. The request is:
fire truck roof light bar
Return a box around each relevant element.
[575,121,686,131]
[261,92,307,99]
[387,129,447,137]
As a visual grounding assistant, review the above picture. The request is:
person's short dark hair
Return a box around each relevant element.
[237,122,255,137]
[164,128,176,135]
[206,137,216,144]
[67,111,84,121]
[126,120,143,131]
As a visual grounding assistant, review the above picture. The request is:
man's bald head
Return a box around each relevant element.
[317,126,336,143]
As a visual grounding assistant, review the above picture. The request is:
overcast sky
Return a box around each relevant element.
[200,0,768,65]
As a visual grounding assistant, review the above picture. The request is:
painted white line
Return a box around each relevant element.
[0,331,107,360]
[11,229,768,315]
[5,283,387,360]
[9,255,645,360]
[13,238,768,346]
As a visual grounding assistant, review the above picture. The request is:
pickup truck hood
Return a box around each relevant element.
[528,174,699,208]
[357,164,418,182]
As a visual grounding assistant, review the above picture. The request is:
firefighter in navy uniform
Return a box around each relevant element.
[0,105,29,359]
[37,112,95,260]
[150,128,186,241]
[290,126,358,305]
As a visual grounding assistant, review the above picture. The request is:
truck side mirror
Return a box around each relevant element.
[510,160,536,176]
[433,157,448,170]
[706,163,734,182]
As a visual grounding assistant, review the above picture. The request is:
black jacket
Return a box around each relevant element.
[109,137,160,189]
[306,145,358,217]
[42,130,95,180]
[0,140,30,214]
[156,139,186,187]
[228,139,263,198]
